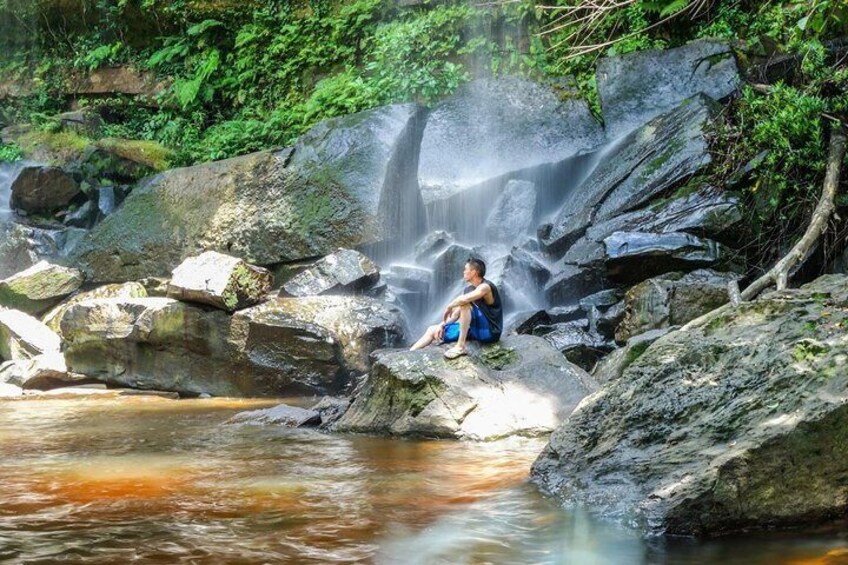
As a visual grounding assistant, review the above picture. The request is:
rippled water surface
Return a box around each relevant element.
[1,396,846,564]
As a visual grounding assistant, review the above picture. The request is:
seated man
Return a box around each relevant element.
[410,256,503,359]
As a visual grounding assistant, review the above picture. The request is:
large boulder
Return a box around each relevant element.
[540,95,717,256]
[60,297,244,396]
[70,104,427,282]
[418,76,603,206]
[603,231,731,282]
[334,335,598,440]
[10,165,80,214]
[615,269,737,342]
[597,40,739,139]
[0,260,84,316]
[0,308,61,360]
[282,248,379,297]
[0,352,94,390]
[60,295,406,396]
[532,274,848,536]
[167,251,273,311]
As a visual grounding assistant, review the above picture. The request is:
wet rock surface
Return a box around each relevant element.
[532,274,848,536]
[283,248,379,297]
[597,40,739,139]
[10,166,80,214]
[334,335,598,440]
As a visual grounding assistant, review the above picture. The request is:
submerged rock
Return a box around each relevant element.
[598,40,739,139]
[168,251,273,311]
[227,403,321,427]
[418,76,603,205]
[333,335,598,440]
[532,274,848,536]
[70,104,427,282]
[0,260,84,316]
[282,248,379,297]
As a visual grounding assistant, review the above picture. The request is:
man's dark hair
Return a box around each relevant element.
[466,256,486,278]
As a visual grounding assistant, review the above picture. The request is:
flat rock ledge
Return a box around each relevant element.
[333,334,598,440]
[531,274,848,537]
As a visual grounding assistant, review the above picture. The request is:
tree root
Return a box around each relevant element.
[683,123,847,331]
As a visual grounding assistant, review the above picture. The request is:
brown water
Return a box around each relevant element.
[1,395,847,564]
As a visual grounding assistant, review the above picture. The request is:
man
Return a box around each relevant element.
[410,256,503,359]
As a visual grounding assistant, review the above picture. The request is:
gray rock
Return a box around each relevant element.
[413,230,455,265]
[544,263,607,306]
[333,335,598,440]
[492,247,551,310]
[597,40,739,139]
[505,309,551,335]
[532,274,848,536]
[0,260,84,316]
[431,243,474,298]
[226,403,321,427]
[58,109,103,136]
[283,248,379,297]
[167,251,273,311]
[0,352,95,390]
[97,185,117,216]
[70,104,427,282]
[603,231,731,282]
[10,166,80,214]
[310,396,351,428]
[540,95,717,255]
[63,201,96,228]
[418,76,603,205]
[538,321,613,371]
[485,180,537,244]
[0,308,61,361]
[383,264,431,294]
[615,269,738,343]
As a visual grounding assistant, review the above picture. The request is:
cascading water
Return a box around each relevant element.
[0,162,16,225]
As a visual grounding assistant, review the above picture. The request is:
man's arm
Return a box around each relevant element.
[446,283,490,309]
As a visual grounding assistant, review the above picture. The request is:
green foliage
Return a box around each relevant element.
[0,142,23,163]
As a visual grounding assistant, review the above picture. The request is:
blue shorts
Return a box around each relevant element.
[443,305,498,343]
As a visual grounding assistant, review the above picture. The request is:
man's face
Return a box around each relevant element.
[462,262,474,282]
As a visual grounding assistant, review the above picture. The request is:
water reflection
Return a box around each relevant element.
[0,396,846,564]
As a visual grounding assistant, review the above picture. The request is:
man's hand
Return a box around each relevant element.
[436,322,445,341]
[442,307,453,323]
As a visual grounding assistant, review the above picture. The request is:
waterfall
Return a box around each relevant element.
[0,162,16,225]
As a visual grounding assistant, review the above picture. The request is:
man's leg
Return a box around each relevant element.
[456,303,472,351]
[410,324,442,351]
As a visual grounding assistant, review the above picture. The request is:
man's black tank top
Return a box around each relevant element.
[464,279,503,337]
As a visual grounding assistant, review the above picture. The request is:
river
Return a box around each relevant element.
[0,395,846,564]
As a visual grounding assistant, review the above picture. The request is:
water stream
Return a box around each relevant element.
[1,395,845,564]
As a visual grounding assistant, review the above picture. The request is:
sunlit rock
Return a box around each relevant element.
[282,248,378,297]
[597,40,739,139]
[532,274,848,536]
[168,251,273,311]
[0,351,94,390]
[0,260,84,316]
[43,281,148,335]
[333,335,598,440]
[0,308,61,361]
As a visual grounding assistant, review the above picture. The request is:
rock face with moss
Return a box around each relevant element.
[70,104,427,282]
[43,281,148,335]
[532,274,848,536]
[60,295,405,396]
[0,261,84,316]
[333,335,598,440]
[167,251,273,312]
[10,165,80,213]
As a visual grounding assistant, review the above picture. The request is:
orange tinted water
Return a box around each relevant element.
[1,396,846,564]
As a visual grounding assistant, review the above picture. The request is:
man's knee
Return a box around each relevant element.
[459,303,472,310]
[427,324,441,335]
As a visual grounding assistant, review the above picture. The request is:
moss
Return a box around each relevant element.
[623,341,650,369]
[17,130,91,164]
[479,344,518,370]
[95,138,173,171]
[792,339,829,363]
